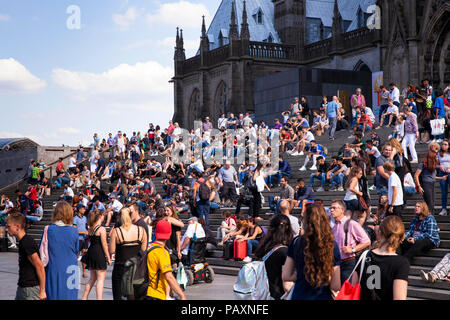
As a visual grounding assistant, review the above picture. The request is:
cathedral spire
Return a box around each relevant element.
[229,1,239,41]
[174,27,185,62]
[200,15,209,53]
[240,0,250,40]
[332,0,342,34]
[176,27,180,47]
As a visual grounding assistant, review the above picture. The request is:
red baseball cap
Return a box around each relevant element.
[155,220,172,240]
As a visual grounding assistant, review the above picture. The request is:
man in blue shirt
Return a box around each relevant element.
[433,90,445,142]
[73,206,88,277]
[268,155,292,187]
[326,96,339,140]
[300,140,326,171]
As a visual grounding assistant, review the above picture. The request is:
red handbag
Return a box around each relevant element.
[335,250,370,300]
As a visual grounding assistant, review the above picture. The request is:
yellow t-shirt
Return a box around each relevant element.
[146,242,172,300]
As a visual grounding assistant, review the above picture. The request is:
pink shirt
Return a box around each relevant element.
[332,216,370,260]
[357,95,362,106]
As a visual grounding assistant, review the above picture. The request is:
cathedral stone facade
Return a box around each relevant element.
[171,0,450,129]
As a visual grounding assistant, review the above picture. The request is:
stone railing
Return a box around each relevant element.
[204,45,231,66]
[248,41,295,60]
[303,38,332,61]
[342,28,380,50]
[182,55,201,74]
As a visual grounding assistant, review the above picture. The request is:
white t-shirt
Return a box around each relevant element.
[390,87,400,103]
[366,146,381,158]
[386,105,398,114]
[68,157,77,168]
[287,215,301,236]
[304,131,314,143]
[117,137,125,147]
[388,173,403,206]
[181,222,206,255]
[64,187,74,197]
[109,199,123,213]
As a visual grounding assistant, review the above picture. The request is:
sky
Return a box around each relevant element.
[0,0,221,146]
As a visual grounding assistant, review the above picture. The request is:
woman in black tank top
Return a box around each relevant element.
[109,208,147,300]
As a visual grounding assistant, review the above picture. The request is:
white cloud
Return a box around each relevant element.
[52,60,173,97]
[0,58,46,95]
[0,14,11,22]
[58,127,81,135]
[113,7,140,30]
[146,1,211,29]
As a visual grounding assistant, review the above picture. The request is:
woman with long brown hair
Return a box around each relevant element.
[81,210,111,300]
[414,142,441,212]
[343,167,364,220]
[400,201,440,264]
[351,215,409,300]
[282,203,341,300]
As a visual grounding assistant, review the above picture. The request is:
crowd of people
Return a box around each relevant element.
[1,80,450,301]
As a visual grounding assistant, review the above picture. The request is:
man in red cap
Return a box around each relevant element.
[146,220,187,300]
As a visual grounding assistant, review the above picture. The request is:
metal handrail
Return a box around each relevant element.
[0,147,93,194]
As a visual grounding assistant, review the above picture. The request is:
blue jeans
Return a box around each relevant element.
[268,196,281,214]
[341,259,357,283]
[376,186,388,196]
[196,200,210,227]
[329,173,345,187]
[328,117,337,139]
[54,177,70,187]
[26,216,41,223]
[268,172,290,186]
[379,104,388,123]
[438,170,450,208]
[238,172,247,185]
[359,124,371,131]
[167,135,172,145]
[247,239,260,257]
[310,173,326,187]
[210,202,220,210]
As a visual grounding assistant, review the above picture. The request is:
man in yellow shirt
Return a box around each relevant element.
[146,220,187,300]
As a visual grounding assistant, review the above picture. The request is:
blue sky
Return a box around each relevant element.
[0,0,221,146]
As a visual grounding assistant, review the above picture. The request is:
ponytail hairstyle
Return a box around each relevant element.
[87,209,103,233]
[375,215,405,251]
[253,214,293,259]
[120,207,133,231]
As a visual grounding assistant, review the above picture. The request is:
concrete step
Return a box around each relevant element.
[408,276,450,291]
[407,286,450,300]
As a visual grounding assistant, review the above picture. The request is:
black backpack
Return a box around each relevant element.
[121,244,163,300]
[198,179,211,201]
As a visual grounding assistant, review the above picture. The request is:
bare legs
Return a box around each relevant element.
[82,269,107,300]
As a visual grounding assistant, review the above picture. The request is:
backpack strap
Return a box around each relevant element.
[147,245,164,289]
[344,219,351,247]
[262,245,287,262]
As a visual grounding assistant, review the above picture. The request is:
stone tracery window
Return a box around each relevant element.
[214,81,228,116]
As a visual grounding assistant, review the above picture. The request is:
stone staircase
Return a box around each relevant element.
[2,127,450,300]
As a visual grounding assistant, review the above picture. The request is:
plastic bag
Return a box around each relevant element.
[176,262,187,288]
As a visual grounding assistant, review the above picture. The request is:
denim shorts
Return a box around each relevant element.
[344,199,359,212]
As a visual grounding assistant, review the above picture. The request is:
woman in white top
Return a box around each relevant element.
[344,167,364,219]
[438,139,450,216]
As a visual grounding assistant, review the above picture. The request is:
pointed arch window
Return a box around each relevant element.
[189,89,201,124]
[214,81,228,116]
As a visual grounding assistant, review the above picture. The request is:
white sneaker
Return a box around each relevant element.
[368,185,376,191]
[436,139,443,143]
[348,135,354,139]
[420,270,430,282]
[299,166,306,171]
[8,244,17,249]
[243,256,252,263]
[291,152,299,156]
[316,187,324,192]
[439,209,448,216]
[299,151,304,156]
[309,165,317,171]
[337,186,344,191]
[410,160,418,164]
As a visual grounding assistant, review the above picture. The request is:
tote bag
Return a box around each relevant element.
[335,250,370,300]
[430,118,445,136]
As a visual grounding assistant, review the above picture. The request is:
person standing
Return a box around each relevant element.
[330,200,371,282]
[351,88,366,121]
[146,220,187,300]
[282,203,341,300]
[81,210,111,300]
[217,160,239,206]
[109,208,147,300]
[437,140,450,216]
[352,216,409,300]
[383,161,404,218]
[192,171,211,227]
[414,142,441,213]
[253,214,294,300]
[7,211,46,300]
[401,106,419,163]
[375,144,394,196]
[39,201,79,300]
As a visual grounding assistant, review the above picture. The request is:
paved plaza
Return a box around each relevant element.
[0,252,236,300]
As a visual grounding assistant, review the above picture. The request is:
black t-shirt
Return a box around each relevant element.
[167,224,181,253]
[356,251,410,300]
[18,234,40,288]
[264,246,288,300]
